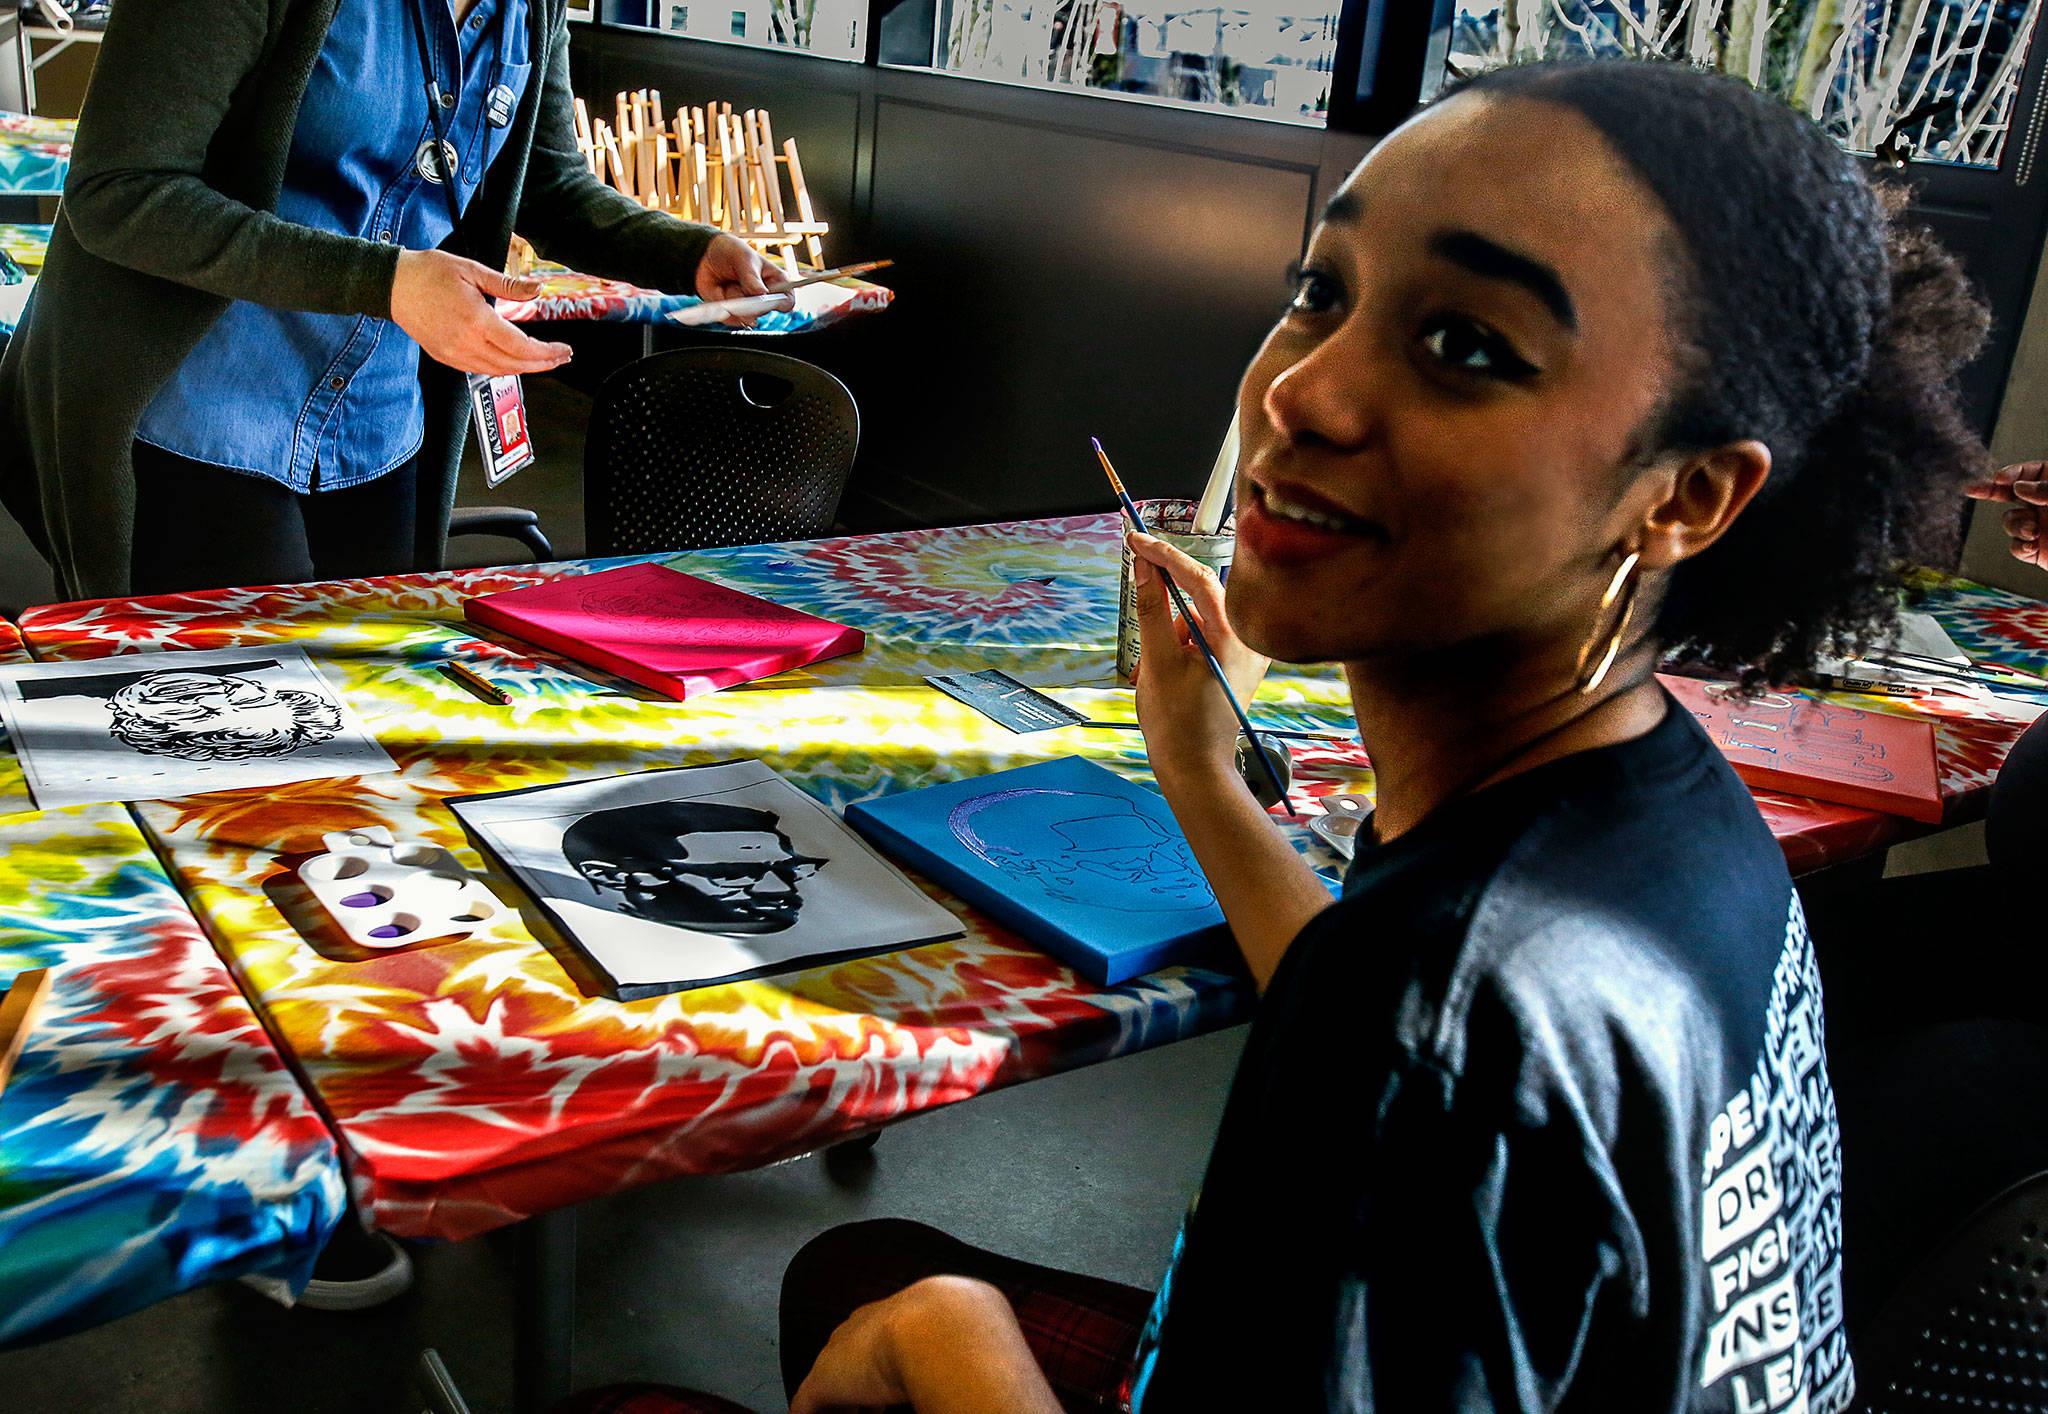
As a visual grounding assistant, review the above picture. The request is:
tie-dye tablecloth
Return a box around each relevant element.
[0,113,71,197]
[0,622,344,1351]
[12,516,2043,1240]
[14,518,1265,1240]
[495,259,891,331]
[1,222,50,272]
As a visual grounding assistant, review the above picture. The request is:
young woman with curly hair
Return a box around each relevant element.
[557,57,1990,1414]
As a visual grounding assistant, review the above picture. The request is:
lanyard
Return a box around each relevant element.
[403,0,468,234]
[406,0,532,483]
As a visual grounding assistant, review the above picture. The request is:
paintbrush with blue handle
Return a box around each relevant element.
[1093,437,1297,817]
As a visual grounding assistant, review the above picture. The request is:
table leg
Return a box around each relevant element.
[513,1206,578,1414]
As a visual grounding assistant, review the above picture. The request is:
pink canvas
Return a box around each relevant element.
[465,561,865,700]
[1659,674,1943,824]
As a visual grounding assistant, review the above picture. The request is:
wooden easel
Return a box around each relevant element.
[572,92,828,273]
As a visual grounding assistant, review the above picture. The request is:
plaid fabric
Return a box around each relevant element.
[780,1219,1153,1414]
[551,1383,757,1414]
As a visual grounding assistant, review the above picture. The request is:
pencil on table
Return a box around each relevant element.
[0,968,52,1100]
[440,661,513,706]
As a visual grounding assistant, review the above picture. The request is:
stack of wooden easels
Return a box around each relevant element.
[572,91,828,272]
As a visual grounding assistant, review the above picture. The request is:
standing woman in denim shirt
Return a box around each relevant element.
[0,0,777,597]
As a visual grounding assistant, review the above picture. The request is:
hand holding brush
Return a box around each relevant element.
[1094,438,1295,816]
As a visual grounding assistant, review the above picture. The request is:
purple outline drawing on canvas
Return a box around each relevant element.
[948,789,1214,912]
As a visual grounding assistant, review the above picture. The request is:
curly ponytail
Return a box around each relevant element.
[1451,63,1992,684]
[1658,194,1990,682]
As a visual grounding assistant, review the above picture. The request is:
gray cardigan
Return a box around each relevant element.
[0,0,715,599]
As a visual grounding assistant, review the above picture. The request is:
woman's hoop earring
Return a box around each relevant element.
[1574,550,1642,695]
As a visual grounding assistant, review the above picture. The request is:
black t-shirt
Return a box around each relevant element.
[1129,700,1851,1413]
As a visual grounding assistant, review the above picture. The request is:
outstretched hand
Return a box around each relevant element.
[390,249,572,377]
[1965,461,2048,570]
[1127,528,1271,785]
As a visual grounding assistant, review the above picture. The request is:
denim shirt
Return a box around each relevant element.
[137,0,533,491]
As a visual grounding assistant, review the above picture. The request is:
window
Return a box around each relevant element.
[605,0,868,61]
[911,0,1344,122]
[1447,1,2044,169]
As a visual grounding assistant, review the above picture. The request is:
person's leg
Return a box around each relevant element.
[779,1218,1154,1414]
[301,457,419,583]
[129,441,315,594]
[549,1388,759,1414]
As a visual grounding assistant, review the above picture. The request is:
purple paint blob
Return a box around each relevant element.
[368,922,414,939]
[339,892,382,909]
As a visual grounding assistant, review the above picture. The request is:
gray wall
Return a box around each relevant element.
[570,27,1374,527]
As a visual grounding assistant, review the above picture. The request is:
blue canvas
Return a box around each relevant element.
[845,757,1232,984]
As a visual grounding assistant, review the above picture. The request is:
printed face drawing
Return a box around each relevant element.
[949,789,1213,911]
[106,671,344,761]
[562,800,824,934]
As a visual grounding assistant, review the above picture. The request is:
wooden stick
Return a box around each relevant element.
[682,107,702,220]
[0,968,51,1101]
[755,109,788,230]
[603,127,634,200]
[784,137,825,267]
[719,112,749,235]
[573,96,592,152]
[690,127,711,224]
[655,129,673,208]
[743,110,768,227]
[768,259,892,292]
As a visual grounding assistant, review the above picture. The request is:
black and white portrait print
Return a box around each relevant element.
[0,645,395,810]
[19,659,344,761]
[562,799,824,935]
[450,760,961,999]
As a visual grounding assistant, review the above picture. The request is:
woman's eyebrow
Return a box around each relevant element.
[1428,230,1579,332]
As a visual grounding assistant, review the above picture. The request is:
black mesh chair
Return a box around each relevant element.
[584,348,858,557]
[1854,1170,2048,1410]
[448,505,554,561]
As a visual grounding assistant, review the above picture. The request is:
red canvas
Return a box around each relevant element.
[1659,674,1944,824]
[465,561,864,701]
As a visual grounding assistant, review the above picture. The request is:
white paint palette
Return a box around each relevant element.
[1308,794,1372,862]
[298,828,500,950]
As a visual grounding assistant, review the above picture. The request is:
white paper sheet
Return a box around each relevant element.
[451,760,963,997]
[0,645,397,810]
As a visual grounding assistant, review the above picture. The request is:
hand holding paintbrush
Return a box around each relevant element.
[1094,439,1296,816]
